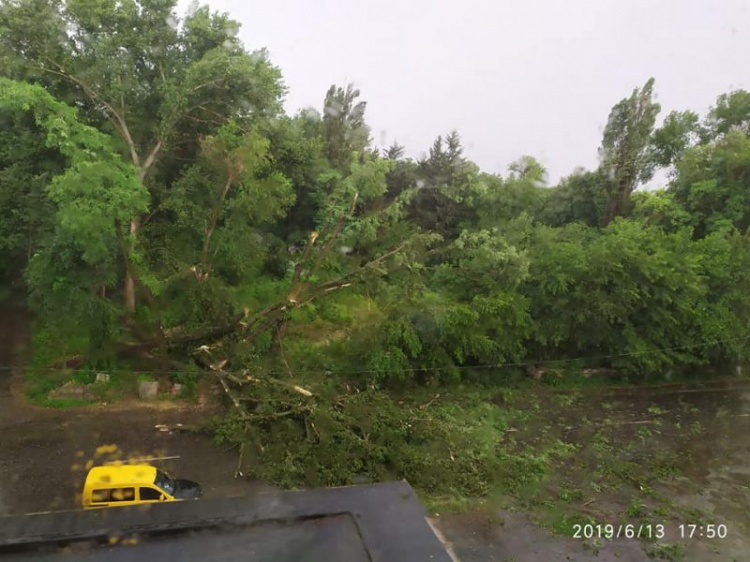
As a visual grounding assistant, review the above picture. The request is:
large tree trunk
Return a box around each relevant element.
[123,143,161,314]
[123,218,139,313]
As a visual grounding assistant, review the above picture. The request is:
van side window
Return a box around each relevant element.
[140,487,162,501]
[109,488,135,502]
[91,489,111,503]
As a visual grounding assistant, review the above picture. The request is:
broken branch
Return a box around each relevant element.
[419,393,441,410]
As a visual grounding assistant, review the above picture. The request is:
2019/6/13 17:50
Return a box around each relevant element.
[573,523,729,540]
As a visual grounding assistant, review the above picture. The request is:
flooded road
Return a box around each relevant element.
[434,379,750,562]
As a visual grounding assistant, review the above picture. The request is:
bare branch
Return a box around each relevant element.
[276,321,294,378]
[293,241,408,309]
[316,241,407,293]
[310,191,359,278]
[190,79,225,94]
[141,203,163,226]
[141,140,163,177]
[216,374,250,420]
[234,442,245,478]
[291,231,319,286]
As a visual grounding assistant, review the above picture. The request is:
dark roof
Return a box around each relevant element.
[0,480,453,562]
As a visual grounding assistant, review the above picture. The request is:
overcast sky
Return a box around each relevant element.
[180,0,750,185]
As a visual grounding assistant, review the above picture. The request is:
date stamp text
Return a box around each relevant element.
[572,523,728,540]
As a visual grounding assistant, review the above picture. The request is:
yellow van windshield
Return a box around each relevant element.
[154,470,176,495]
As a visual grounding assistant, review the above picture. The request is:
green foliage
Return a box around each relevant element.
[598,77,661,223]
[1,3,749,528]
[6,6,744,389]
[647,543,684,561]
[518,219,750,373]
[626,496,646,517]
[651,110,701,167]
[160,276,237,330]
[215,386,574,498]
[322,84,371,171]
[157,120,295,293]
[707,90,750,137]
[0,78,148,264]
[478,158,548,226]
[540,170,611,227]
[670,130,750,236]
[631,189,692,231]
[0,110,61,270]
[408,131,486,239]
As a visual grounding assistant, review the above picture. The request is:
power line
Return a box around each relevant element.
[1,334,748,378]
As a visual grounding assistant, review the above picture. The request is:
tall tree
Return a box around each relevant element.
[322,83,370,171]
[598,78,661,223]
[383,147,417,203]
[540,170,610,227]
[0,108,63,277]
[478,157,548,227]
[161,121,294,280]
[650,110,701,168]
[670,130,750,237]
[409,131,484,239]
[384,142,406,161]
[707,90,750,137]
[0,0,284,313]
[0,78,147,354]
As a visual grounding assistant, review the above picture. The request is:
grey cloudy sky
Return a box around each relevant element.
[181,0,750,185]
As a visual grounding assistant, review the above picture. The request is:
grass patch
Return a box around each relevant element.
[591,432,611,453]
[548,511,595,536]
[25,372,97,408]
[541,368,634,389]
[648,542,684,561]
[557,486,584,502]
[424,495,487,516]
[24,367,147,407]
[25,371,97,408]
[25,371,69,404]
[626,496,646,518]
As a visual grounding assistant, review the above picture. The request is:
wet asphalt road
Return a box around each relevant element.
[433,383,750,562]
[0,300,264,516]
[432,510,653,562]
[0,300,29,428]
[0,405,266,515]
